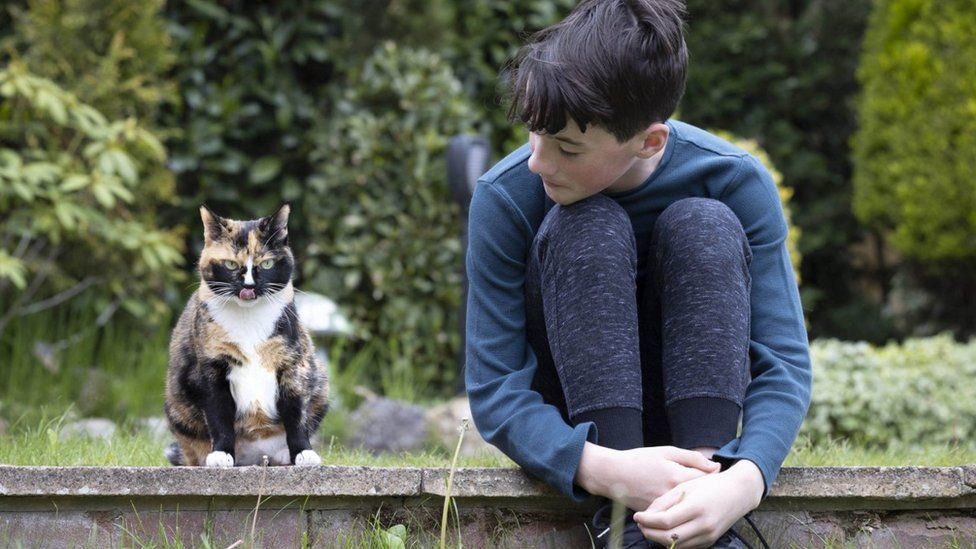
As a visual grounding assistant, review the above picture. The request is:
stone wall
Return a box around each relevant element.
[1,466,975,547]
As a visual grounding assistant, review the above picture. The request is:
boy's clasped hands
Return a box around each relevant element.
[576,442,764,547]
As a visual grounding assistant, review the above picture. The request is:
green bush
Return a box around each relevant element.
[446,0,576,153]
[0,0,183,334]
[303,43,475,396]
[7,0,177,123]
[0,63,184,333]
[852,0,976,262]
[803,334,976,447]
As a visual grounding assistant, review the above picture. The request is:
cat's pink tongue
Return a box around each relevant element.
[239,288,257,301]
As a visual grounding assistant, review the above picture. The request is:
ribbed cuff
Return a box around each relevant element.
[574,407,643,451]
[667,397,740,449]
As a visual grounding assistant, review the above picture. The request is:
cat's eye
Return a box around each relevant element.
[222,260,240,270]
[259,259,275,269]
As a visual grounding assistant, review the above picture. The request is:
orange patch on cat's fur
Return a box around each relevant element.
[174,433,212,466]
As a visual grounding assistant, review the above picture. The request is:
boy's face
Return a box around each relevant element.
[527,120,667,206]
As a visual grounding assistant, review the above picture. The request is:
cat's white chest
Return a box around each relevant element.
[206,294,288,419]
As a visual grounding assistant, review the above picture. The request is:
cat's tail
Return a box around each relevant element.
[164,441,184,466]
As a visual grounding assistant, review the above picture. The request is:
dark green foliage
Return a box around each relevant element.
[680,0,877,339]
[164,2,477,396]
[852,0,976,262]
[303,43,475,394]
[447,0,576,153]
[162,1,338,229]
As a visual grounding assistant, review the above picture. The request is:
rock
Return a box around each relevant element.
[60,418,116,441]
[426,397,504,458]
[294,292,353,336]
[348,397,428,453]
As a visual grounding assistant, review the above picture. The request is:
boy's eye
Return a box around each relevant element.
[559,148,580,157]
[222,260,240,270]
[259,259,275,269]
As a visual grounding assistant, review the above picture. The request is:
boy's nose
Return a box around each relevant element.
[527,139,556,177]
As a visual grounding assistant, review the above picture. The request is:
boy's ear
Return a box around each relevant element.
[259,203,290,246]
[200,205,227,243]
[636,123,670,159]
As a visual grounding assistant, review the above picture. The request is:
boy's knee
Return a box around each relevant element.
[653,198,751,267]
[536,194,636,266]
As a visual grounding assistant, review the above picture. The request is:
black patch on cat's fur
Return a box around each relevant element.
[235,220,260,250]
[273,302,301,345]
[276,388,311,462]
[200,358,237,457]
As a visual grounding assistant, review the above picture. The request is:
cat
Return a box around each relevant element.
[164,203,329,467]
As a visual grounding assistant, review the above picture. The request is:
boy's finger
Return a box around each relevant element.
[643,487,684,514]
[634,490,693,527]
[665,447,721,472]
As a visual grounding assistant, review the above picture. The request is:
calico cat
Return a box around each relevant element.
[164,204,329,467]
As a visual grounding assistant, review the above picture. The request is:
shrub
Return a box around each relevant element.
[852,0,976,263]
[302,43,476,396]
[6,0,177,123]
[446,0,576,154]
[0,63,184,334]
[803,334,976,447]
[0,0,183,333]
[682,0,878,339]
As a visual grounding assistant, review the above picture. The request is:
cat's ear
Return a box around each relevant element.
[200,205,228,243]
[259,203,290,246]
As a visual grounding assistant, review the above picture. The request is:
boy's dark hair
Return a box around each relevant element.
[508,0,688,142]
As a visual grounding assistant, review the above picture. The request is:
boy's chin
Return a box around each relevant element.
[545,190,589,206]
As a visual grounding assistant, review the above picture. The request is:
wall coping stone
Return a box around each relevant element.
[1,465,975,505]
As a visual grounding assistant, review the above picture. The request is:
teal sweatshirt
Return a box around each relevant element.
[464,119,812,501]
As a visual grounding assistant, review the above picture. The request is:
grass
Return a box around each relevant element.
[3,412,976,469]
[0,409,512,468]
[785,436,976,467]
[0,299,172,424]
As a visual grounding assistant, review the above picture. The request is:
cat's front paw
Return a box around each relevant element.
[205,451,235,467]
[294,449,321,466]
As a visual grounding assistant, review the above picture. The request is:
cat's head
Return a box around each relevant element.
[197,203,294,306]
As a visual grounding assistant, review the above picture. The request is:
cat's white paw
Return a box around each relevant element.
[294,449,321,466]
[205,451,235,467]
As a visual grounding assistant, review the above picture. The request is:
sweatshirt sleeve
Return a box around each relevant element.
[464,182,598,501]
[712,155,813,497]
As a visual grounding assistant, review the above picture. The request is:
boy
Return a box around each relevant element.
[464,0,811,547]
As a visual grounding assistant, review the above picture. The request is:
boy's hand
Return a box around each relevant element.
[576,442,720,511]
[633,460,764,548]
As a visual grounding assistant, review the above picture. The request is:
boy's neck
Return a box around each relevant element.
[606,135,668,194]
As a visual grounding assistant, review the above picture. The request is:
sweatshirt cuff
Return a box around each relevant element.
[563,421,599,502]
[712,440,773,499]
